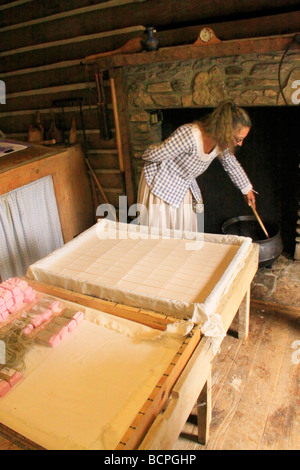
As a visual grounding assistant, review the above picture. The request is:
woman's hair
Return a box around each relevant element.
[198,100,252,152]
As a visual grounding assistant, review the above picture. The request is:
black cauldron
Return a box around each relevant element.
[222,215,283,268]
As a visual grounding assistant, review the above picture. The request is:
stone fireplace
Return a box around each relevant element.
[123,46,299,258]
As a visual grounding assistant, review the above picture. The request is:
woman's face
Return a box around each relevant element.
[232,126,250,147]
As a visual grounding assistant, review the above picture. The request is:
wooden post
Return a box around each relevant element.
[238,287,250,341]
[109,68,136,208]
[197,370,212,445]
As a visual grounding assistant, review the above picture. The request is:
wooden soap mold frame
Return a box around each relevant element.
[0,242,259,451]
[0,279,202,451]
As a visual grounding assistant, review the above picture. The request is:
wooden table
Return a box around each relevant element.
[0,244,258,450]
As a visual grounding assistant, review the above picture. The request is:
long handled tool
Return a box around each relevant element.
[85,158,118,222]
[95,71,112,141]
[250,204,270,239]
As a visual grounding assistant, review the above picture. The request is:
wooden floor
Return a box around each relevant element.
[173,303,300,450]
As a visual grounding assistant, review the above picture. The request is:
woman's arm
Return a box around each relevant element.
[218,149,254,202]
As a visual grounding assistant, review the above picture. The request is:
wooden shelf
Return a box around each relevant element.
[83,33,299,69]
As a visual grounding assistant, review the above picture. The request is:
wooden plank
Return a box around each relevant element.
[0,109,113,139]
[0,28,145,73]
[251,299,300,317]
[24,280,176,332]
[139,336,212,450]
[155,11,300,48]
[0,59,80,79]
[138,247,258,450]
[205,306,293,450]
[0,26,145,58]
[109,68,136,207]
[88,151,120,170]
[258,310,300,450]
[2,88,93,113]
[238,288,251,341]
[117,327,202,449]
[89,34,299,68]
[0,423,44,451]
[3,64,88,94]
[172,303,299,451]
[0,0,32,10]
[0,0,145,28]
[1,0,298,49]
[216,244,259,335]
[197,370,212,445]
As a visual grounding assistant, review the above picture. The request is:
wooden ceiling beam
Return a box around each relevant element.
[1,0,299,51]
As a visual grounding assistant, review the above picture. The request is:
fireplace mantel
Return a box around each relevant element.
[84,34,299,69]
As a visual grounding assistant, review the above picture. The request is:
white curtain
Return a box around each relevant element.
[0,176,63,281]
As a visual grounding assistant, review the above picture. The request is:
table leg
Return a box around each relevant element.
[197,370,212,445]
[238,287,250,341]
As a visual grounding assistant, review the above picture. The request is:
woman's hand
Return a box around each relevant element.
[245,190,256,210]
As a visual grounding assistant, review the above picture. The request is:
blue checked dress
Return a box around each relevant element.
[137,124,253,231]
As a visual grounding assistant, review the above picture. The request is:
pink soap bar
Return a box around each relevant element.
[46,323,68,340]
[7,278,28,291]
[7,304,18,314]
[14,293,24,304]
[41,308,53,322]
[53,316,77,332]
[5,298,14,309]
[39,298,62,313]
[0,311,9,322]
[35,330,61,348]
[30,314,44,328]
[23,287,36,303]
[0,287,12,302]
[29,306,51,326]
[62,309,85,325]
[0,303,8,314]
[52,316,70,326]
[0,368,23,387]
[0,380,11,398]
[24,294,36,304]
[74,311,85,325]
[1,282,21,296]
[22,324,34,335]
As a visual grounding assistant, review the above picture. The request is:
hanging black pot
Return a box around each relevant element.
[222,215,283,268]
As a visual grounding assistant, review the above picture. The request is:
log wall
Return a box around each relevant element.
[0,0,299,209]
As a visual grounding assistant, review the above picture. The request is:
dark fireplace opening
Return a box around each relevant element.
[161,106,299,256]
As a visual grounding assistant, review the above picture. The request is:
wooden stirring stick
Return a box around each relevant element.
[250,204,270,239]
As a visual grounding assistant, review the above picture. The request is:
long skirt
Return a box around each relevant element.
[137,170,197,233]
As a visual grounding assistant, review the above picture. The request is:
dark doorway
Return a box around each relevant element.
[161,106,299,255]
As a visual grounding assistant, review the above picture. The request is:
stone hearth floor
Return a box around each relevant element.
[251,253,300,307]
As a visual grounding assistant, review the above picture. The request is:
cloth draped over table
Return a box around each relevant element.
[27,220,253,349]
[0,176,63,281]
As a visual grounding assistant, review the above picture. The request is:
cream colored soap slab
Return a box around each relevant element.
[0,307,182,450]
[27,221,252,324]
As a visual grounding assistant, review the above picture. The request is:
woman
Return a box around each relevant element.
[137,100,256,232]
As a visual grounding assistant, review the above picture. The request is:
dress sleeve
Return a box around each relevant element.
[218,149,253,195]
[142,125,195,163]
